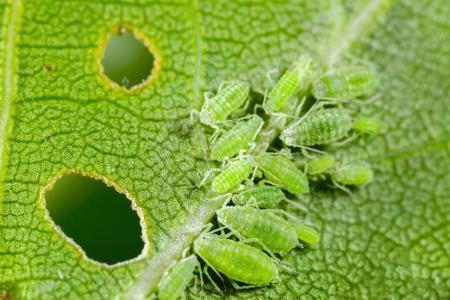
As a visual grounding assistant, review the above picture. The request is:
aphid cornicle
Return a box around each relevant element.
[210,115,264,161]
[200,80,250,126]
[280,108,353,147]
[332,163,374,186]
[194,235,279,285]
[313,66,379,100]
[217,206,298,254]
[307,155,336,175]
[294,222,320,246]
[263,55,316,114]
[158,255,198,300]
[256,153,309,195]
[352,116,382,135]
[211,158,254,193]
[232,185,285,208]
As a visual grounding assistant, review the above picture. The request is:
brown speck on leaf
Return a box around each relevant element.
[43,64,53,73]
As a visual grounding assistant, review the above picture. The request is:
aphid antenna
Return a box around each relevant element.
[230,280,271,290]
[270,112,298,119]
[329,179,355,198]
[265,66,281,85]
[294,96,308,117]
[196,169,215,188]
[264,208,301,223]
[330,135,357,148]
[283,198,309,213]
[238,237,278,261]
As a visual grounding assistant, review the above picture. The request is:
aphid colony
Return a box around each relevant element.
[158,57,381,299]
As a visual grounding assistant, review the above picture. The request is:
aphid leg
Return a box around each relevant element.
[230,280,263,290]
[294,96,308,117]
[239,237,278,260]
[300,146,325,158]
[202,264,224,294]
[283,198,309,213]
[266,67,280,85]
[330,179,355,198]
[265,208,300,223]
[197,169,216,188]
[331,134,357,147]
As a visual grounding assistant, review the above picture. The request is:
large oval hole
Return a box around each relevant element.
[45,173,146,265]
[101,27,155,89]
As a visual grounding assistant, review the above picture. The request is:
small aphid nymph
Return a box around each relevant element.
[158,255,198,300]
[257,154,309,195]
[332,163,374,186]
[194,235,279,285]
[263,55,316,114]
[313,66,379,100]
[352,116,382,135]
[217,206,298,254]
[307,155,336,175]
[294,222,320,246]
[210,115,264,161]
[200,80,250,126]
[232,185,286,208]
[280,108,353,147]
[211,158,255,193]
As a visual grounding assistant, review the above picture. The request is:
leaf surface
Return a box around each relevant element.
[0,0,449,299]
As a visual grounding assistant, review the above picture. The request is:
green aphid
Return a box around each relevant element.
[313,66,379,100]
[332,163,374,186]
[263,55,316,113]
[352,116,382,135]
[217,206,298,255]
[256,154,309,195]
[280,108,353,147]
[210,115,264,161]
[200,80,250,126]
[194,235,279,285]
[158,255,198,300]
[294,222,320,246]
[211,158,254,193]
[232,185,285,208]
[307,155,336,175]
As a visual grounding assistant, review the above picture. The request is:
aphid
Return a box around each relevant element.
[280,108,353,147]
[332,163,374,186]
[313,66,379,100]
[200,80,250,126]
[352,116,382,135]
[307,155,336,175]
[217,206,298,254]
[194,235,279,285]
[256,154,309,195]
[263,55,316,114]
[158,255,198,300]
[294,222,320,246]
[210,115,264,161]
[232,185,285,208]
[211,158,254,193]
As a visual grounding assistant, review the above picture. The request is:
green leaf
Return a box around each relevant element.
[1,0,449,299]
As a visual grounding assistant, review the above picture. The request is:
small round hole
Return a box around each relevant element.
[101,27,155,90]
[45,173,146,265]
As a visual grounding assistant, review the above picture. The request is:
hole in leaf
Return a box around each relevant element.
[101,27,155,89]
[45,173,146,265]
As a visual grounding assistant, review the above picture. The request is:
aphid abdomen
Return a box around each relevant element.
[264,56,315,113]
[217,207,298,254]
[158,255,198,300]
[332,164,374,186]
[194,235,278,285]
[200,81,249,125]
[232,185,285,208]
[294,222,320,246]
[308,155,336,175]
[313,66,378,100]
[281,109,353,146]
[210,115,263,161]
[256,154,309,195]
[211,158,254,193]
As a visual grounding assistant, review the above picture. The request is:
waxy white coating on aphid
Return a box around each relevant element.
[263,55,316,113]
[158,255,198,300]
[308,155,336,175]
[294,222,320,246]
[256,154,309,195]
[352,116,382,135]
[211,158,254,193]
[217,206,298,254]
[313,66,379,100]
[194,235,279,285]
[200,80,250,126]
[332,163,374,186]
[210,115,264,161]
[232,185,286,208]
[281,108,353,147]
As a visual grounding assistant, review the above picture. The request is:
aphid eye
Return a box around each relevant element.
[352,116,382,135]
[332,163,374,186]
